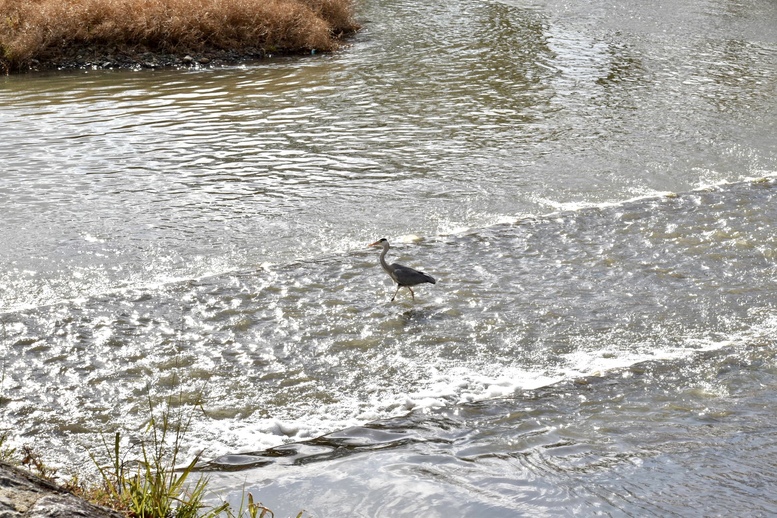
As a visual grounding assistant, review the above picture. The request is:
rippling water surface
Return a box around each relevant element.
[2,0,777,515]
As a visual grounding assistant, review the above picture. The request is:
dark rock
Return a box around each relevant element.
[0,462,122,518]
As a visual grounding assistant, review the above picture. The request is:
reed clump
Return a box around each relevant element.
[0,0,359,72]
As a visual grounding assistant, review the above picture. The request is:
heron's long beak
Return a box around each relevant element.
[368,240,381,247]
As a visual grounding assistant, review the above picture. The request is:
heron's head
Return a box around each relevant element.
[369,238,389,248]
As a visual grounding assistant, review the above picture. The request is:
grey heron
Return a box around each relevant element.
[369,238,436,301]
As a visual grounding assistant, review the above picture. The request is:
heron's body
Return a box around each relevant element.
[369,238,436,301]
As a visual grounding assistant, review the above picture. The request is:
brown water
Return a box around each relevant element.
[1,0,777,515]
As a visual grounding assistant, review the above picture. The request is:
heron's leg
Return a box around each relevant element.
[408,287,415,300]
[391,284,401,301]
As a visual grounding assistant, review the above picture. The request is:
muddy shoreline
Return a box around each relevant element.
[18,44,322,73]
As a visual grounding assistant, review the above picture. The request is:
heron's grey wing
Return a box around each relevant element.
[391,263,436,286]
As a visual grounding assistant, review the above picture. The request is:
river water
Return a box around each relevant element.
[2,0,777,515]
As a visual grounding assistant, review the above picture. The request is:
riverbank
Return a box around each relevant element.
[0,0,360,73]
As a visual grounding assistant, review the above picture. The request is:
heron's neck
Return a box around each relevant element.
[379,244,391,273]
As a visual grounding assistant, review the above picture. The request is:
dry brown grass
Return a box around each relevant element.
[0,0,359,72]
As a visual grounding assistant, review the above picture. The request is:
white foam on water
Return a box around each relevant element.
[181,306,777,463]
[529,175,777,223]
[531,188,676,215]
